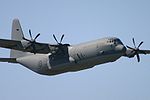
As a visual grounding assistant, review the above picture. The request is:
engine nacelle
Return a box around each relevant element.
[125,49,135,58]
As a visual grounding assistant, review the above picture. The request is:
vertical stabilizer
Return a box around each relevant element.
[10,19,26,58]
[11,19,24,40]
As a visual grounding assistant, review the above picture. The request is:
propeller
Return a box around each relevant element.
[52,34,67,54]
[23,29,40,54]
[126,38,146,62]
[53,34,64,45]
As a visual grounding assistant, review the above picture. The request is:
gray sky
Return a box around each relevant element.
[0,0,150,100]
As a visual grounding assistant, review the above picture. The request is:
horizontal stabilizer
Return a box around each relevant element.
[0,58,17,63]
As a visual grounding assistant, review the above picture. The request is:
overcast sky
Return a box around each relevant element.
[0,0,150,100]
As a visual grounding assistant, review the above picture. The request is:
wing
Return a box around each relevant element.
[26,42,51,54]
[0,39,23,50]
[0,39,51,54]
[140,50,150,54]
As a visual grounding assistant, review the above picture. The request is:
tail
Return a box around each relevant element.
[10,19,27,58]
[0,19,28,63]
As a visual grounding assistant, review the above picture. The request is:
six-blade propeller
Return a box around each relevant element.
[126,38,146,62]
[52,34,67,54]
[53,34,64,45]
[23,29,40,54]
[23,29,68,54]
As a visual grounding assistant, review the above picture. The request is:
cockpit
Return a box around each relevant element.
[105,37,126,53]
[107,38,124,46]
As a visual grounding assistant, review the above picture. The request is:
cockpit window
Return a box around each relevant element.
[107,40,113,43]
[107,38,123,45]
[115,39,123,45]
[107,39,114,43]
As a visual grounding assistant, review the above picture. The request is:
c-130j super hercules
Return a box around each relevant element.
[0,19,150,76]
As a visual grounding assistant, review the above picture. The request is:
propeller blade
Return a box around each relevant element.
[23,29,41,54]
[29,29,33,40]
[23,37,31,42]
[53,34,59,44]
[25,44,31,50]
[132,38,136,48]
[126,45,135,50]
[25,43,36,54]
[138,41,143,48]
[34,33,40,40]
[60,34,64,43]
[136,54,140,62]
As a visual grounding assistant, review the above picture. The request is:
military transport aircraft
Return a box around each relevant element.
[0,19,150,76]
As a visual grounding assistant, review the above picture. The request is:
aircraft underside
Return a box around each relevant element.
[27,53,122,75]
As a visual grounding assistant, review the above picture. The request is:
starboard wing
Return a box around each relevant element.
[140,50,150,54]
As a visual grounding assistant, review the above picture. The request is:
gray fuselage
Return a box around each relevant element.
[17,37,126,75]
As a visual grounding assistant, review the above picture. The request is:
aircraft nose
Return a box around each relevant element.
[115,45,126,53]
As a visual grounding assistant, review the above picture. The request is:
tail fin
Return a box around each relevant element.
[10,19,26,58]
[11,19,24,40]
